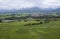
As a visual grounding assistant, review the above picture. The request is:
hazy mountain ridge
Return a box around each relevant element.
[0,7,60,14]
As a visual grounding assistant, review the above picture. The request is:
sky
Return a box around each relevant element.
[0,0,60,9]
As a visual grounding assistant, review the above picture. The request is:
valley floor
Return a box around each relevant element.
[0,21,60,39]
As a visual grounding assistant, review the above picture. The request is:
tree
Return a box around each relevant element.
[44,18,49,23]
[0,19,2,22]
[10,13,16,20]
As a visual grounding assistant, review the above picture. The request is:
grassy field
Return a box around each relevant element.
[0,21,60,39]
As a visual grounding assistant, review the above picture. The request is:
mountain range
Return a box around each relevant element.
[0,7,60,14]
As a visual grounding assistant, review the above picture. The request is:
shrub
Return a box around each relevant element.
[24,23,31,26]
[35,20,40,21]
[44,19,49,23]
[24,20,28,22]
[40,22,43,24]
[0,19,2,22]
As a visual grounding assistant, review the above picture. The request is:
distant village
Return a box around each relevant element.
[0,13,60,23]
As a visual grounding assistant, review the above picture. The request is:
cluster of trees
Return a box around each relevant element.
[0,13,56,23]
[24,19,49,26]
[24,22,42,26]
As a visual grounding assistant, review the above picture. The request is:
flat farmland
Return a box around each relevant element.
[0,21,60,39]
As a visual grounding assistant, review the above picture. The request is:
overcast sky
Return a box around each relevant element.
[0,0,60,9]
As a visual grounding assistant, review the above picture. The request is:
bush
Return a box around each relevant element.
[0,19,2,22]
[24,23,31,26]
[40,22,43,24]
[44,19,49,23]
[24,20,28,22]
[35,20,40,21]
[18,20,21,22]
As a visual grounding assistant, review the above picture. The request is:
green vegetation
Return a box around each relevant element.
[0,21,60,39]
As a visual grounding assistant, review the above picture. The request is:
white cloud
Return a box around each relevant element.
[0,0,60,9]
[0,0,35,9]
[39,0,60,9]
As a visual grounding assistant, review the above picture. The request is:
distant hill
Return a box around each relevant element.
[0,7,60,14]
